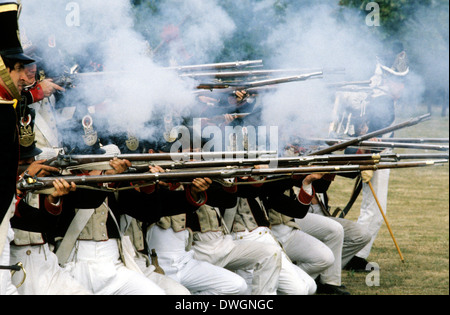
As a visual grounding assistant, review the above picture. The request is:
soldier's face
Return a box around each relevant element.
[9,62,28,93]
[24,64,37,86]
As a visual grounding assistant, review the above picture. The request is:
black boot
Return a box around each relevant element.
[315,276,351,295]
[343,256,371,272]
[316,282,351,295]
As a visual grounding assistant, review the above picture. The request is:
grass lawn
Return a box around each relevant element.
[327,105,449,295]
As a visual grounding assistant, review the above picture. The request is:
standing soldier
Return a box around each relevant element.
[344,46,409,271]
[0,0,35,295]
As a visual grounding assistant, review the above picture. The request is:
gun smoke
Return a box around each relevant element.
[18,0,448,154]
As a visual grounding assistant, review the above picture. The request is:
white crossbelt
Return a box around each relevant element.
[0,199,15,257]
[55,208,96,266]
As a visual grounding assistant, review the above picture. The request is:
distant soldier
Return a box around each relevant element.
[343,43,409,271]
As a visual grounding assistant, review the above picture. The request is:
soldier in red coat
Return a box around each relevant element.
[0,1,36,295]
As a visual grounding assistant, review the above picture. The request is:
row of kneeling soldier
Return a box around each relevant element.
[2,0,410,296]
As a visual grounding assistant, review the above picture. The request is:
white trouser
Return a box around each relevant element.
[63,239,165,295]
[309,203,372,268]
[146,225,247,295]
[136,260,191,295]
[193,230,282,295]
[332,217,372,267]
[233,227,317,295]
[293,213,343,285]
[0,226,18,295]
[10,243,91,295]
[357,169,391,259]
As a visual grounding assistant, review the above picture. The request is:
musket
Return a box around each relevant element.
[376,138,449,144]
[327,80,372,88]
[380,153,450,161]
[52,71,127,89]
[128,152,449,173]
[50,60,264,88]
[180,67,345,79]
[31,150,277,171]
[196,72,323,91]
[322,140,449,151]
[129,153,384,172]
[17,159,448,193]
[308,137,449,144]
[164,60,263,72]
[308,113,432,156]
[202,112,253,124]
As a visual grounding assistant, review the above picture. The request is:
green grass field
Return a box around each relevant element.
[327,105,449,295]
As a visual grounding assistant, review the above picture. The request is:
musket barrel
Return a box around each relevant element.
[309,114,432,155]
[135,154,383,170]
[180,67,345,79]
[49,150,277,167]
[377,138,449,144]
[324,140,449,151]
[390,153,449,160]
[166,60,263,72]
[327,80,372,87]
[196,72,323,90]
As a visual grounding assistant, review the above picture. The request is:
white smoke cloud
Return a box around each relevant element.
[17,0,447,153]
[258,3,385,144]
[133,0,236,66]
[19,0,199,147]
[400,1,449,114]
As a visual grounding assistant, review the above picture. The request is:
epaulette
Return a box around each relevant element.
[0,98,18,109]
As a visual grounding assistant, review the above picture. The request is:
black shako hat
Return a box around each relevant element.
[0,2,35,64]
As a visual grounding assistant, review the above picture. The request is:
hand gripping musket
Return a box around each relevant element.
[16,159,448,193]
[308,113,432,156]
